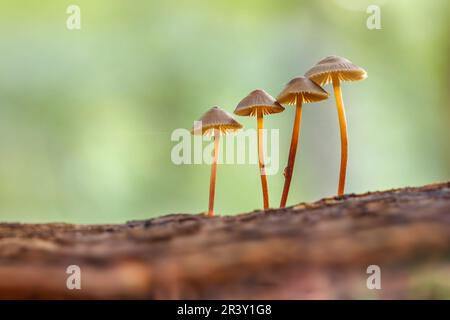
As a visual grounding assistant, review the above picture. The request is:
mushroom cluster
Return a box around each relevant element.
[191,55,366,216]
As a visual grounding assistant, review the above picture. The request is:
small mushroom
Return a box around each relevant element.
[305,55,367,196]
[234,89,284,209]
[277,77,328,208]
[191,106,243,216]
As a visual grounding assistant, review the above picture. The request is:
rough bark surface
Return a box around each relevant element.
[1,182,450,299]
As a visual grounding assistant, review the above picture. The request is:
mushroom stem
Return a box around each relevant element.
[257,110,269,209]
[332,77,348,196]
[280,98,303,208]
[208,129,220,216]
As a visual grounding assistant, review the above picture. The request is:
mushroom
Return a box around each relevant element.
[305,55,367,196]
[277,77,328,208]
[191,106,243,216]
[234,89,284,209]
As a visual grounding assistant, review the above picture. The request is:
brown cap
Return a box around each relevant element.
[191,106,243,135]
[234,89,284,117]
[276,76,328,105]
[305,55,367,85]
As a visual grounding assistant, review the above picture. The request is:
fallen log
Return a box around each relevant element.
[0,182,449,299]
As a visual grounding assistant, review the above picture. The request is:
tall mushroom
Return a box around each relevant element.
[305,56,367,196]
[234,89,284,209]
[277,77,328,208]
[191,106,243,216]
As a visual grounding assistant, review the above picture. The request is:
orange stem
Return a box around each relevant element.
[208,129,220,216]
[332,77,348,196]
[280,98,302,207]
[257,111,269,209]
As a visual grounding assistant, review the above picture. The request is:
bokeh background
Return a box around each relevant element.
[0,0,448,223]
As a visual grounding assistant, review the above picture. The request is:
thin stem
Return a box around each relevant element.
[332,77,348,196]
[280,98,303,208]
[208,129,220,216]
[257,111,269,209]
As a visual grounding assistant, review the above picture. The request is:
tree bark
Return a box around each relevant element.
[0,182,449,299]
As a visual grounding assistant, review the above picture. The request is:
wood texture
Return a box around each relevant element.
[1,182,450,299]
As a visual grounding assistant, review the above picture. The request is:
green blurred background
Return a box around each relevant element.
[0,0,448,223]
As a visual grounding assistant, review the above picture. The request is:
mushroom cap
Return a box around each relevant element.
[234,89,285,117]
[276,76,328,105]
[191,106,243,135]
[305,55,367,86]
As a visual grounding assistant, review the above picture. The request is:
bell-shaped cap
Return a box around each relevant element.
[305,55,367,86]
[191,106,243,135]
[276,76,328,105]
[234,89,284,117]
